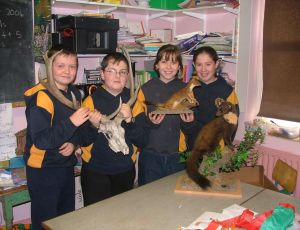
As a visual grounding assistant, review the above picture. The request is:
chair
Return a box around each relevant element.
[272,159,298,195]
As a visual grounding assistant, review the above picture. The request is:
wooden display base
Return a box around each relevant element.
[152,109,193,114]
[175,174,242,198]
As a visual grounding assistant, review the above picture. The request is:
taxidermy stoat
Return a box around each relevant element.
[186,99,238,189]
[156,76,201,111]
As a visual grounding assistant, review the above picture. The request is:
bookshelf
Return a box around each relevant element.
[51,1,238,46]
[52,0,234,17]
[51,0,245,108]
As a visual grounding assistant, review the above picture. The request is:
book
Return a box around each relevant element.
[136,36,162,44]
[144,47,160,51]
[175,31,205,40]
[127,21,145,36]
[143,42,167,47]
[150,29,172,42]
[177,34,206,52]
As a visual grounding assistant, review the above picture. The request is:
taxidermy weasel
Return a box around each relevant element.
[156,76,201,111]
[186,99,238,189]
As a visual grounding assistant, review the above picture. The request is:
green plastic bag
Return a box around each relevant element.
[260,206,294,230]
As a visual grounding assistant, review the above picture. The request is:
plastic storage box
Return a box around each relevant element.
[149,0,184,10]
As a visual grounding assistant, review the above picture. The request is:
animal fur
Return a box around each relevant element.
[186,99,238,189]
[156,76,201,111]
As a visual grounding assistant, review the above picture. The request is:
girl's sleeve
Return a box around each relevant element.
[123,113,149,149]
[127,88,160,148]
[132,89,147,116]
[227,89,240,116]
[226,89,239,140]
[182,105,207,150]
[132,88,161,129]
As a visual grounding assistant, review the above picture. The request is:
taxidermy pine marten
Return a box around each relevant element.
[156,76,201,111]
[186,99,238,189]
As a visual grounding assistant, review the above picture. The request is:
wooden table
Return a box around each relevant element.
[0,185,30,230]
[42,170,287,230]
[0,167,81,230]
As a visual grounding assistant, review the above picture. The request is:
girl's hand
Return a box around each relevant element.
[120,103,133,123]
[59,142,75,156]
[88,109,102,128]
[180,112,194,122]
[149,112,165,124]
[70,107,90,127]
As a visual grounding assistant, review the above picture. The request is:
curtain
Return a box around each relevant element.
[258,0,300,122]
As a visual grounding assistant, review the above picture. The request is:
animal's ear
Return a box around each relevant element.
[193,75,200,81]
[215,98,225,108]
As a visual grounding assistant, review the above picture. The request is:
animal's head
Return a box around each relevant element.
[99,117,129,155]
[189,76,201,88]
[98,46,139,155]
[215,98,238,125]
[215,98,237,116]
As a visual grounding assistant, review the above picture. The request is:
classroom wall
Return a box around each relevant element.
[3,0,300,225]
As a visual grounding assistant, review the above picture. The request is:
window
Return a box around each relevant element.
[258,0,300,122]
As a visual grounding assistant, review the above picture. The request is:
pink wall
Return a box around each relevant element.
[5,0,300,224]
[257,145,300,198]
[206,12,236,33]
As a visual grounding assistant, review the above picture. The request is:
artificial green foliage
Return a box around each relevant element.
[202,146,222,176]
[180,126,266,177]
[220,126,265,172]
[179,150,192,163]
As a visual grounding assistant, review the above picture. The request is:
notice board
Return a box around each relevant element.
[0,0,34,103]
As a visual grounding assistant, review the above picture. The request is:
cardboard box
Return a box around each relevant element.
[221,165,278,191]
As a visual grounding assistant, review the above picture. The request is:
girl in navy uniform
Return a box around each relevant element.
[189,46,240,149]
[132,44,196,185]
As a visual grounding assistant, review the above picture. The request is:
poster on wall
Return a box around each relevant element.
[0,103,17,160]
[34,0,51,62]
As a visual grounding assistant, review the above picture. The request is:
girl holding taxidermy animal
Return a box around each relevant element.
[188,46,240,149]
[132,44,198,186]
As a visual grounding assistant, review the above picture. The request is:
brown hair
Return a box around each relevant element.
[101,52,129,71]
[153,44,183,78]
[193,46,219,63]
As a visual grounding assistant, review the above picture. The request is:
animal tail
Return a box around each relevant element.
[144,101,164,108]
[186,150,211,189]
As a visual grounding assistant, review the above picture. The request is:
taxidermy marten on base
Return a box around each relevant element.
[186,99,238,189]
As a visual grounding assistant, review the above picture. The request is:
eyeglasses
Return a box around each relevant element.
[105,69,129,77]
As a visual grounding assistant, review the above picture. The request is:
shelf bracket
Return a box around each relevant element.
[223,6,239,15]
[159,16,175,23]
[97,6,117,14]
[148,12,168,20]
[182,11,205,20]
